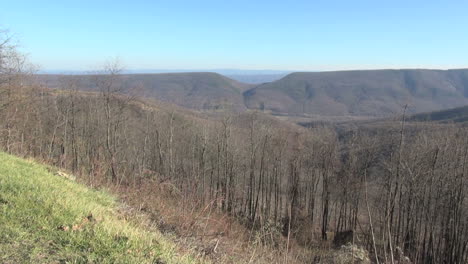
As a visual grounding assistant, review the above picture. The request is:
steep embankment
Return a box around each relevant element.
[0,152,203,264]
[244,69,468,117]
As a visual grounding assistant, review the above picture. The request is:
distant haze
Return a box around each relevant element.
[38,69,292,75]
[38,69,293,84]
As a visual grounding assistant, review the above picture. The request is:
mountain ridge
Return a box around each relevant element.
[37,72,253,111]
[244,69,468,116]
[37,69,468,117]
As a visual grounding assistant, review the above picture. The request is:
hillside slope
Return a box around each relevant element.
[244,69,468,117]
[408,104,468,123]
[0,152,203,264]
[37,72,252,111]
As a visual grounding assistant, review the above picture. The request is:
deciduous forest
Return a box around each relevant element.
[1,31,468,264]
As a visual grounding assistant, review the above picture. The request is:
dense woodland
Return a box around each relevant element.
[2,33,468,263]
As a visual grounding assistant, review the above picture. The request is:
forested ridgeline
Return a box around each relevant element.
[2,71,468,263]
[1,41,468,264]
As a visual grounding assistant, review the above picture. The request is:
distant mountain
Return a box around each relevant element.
[37,69,468,117]
[244,69,468,117]
[37,72,252,111]
[408,105,468,123]
[226,74,288,84]
[39,69,291,76]
[38,69,291,84]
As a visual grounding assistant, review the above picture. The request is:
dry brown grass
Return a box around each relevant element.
[106,178,338,264]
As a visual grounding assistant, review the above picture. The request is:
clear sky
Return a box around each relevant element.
[2,0,468,71]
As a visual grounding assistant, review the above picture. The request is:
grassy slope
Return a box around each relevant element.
[0,152,203,264]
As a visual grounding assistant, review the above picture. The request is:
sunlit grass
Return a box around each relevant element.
[0,152,203,264]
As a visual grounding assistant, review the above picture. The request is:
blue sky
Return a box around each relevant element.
[2,0,468,71]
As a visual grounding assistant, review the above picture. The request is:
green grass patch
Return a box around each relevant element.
[0,152,202,264]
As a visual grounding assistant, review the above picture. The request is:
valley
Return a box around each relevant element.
[2,65,468,263]
[2,10,468,262]
[36,69,468,123]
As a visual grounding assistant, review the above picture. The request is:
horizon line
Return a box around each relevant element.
[37,67,468,75]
